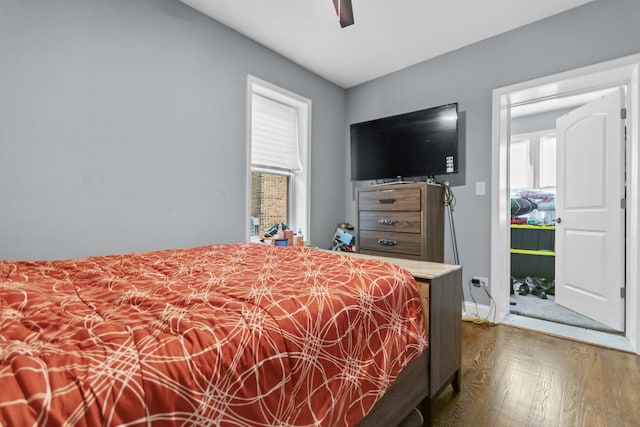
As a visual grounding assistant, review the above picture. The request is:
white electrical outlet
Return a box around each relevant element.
[473,276,489,288]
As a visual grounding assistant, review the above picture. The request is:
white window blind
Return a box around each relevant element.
[251,94,302,175]
[539,135,557,189]
[510,139,532,189]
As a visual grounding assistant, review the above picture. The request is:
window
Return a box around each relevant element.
[510,130,556,191]
[539,135,557,189]
[509,139,532,189]
[247,76,310,241]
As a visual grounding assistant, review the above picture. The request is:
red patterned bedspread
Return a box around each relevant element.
[0,244,427,426]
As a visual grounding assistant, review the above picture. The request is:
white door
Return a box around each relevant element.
[555,88,626,332]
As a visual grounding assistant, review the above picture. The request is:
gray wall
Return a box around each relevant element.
[0,0,347,260]
[345,0,640,304]
[3,0,639,304]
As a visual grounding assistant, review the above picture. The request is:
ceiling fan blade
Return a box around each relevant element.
[332,0,354,28]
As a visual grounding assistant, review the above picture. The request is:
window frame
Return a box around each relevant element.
[246,75,311,243]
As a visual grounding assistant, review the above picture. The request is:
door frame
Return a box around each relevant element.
[490,53,640,354]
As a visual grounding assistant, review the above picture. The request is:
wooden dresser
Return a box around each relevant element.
[356,182,445,262]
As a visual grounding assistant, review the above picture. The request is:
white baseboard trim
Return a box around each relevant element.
[463,301,494,322]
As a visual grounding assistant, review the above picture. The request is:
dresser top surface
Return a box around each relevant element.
[318,249,460,280]
[358,182,441,191]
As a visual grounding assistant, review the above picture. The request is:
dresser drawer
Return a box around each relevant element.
[359,211,421,233]
[358,188,422,211]
[359,230,422,256]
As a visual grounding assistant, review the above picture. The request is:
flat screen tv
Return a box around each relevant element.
[350,103,458,181]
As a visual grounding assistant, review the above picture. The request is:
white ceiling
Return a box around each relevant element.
[180,0,595,89]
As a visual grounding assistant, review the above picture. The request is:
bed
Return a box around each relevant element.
[510,189,556,224]
[0,243,460,426]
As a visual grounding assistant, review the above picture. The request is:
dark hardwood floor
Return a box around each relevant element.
[430,322,640,427]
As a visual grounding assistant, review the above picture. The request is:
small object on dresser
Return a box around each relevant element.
[296,229,304,246]
[274,239,288,247]
[284,230,294,246]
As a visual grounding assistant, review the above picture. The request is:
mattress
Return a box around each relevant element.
[0,243,427,426]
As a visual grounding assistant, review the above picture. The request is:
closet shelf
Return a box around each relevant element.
[510,224,556,230]
[510,248,556,256]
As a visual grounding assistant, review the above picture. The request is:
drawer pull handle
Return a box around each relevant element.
[378,239,397,246]
[378,219,396,225]
[379,199,395,204]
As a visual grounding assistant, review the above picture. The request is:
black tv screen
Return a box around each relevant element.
[350,103,458,181]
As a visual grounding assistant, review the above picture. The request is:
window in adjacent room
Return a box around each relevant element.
[538,134,557,190]
[247,76,310,242]
[510,130,556,192]
[509,138,532,189]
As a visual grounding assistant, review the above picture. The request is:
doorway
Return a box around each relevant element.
[490,54,640,354]
[507,87,624,335]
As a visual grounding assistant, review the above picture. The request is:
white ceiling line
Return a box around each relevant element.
[179,0,596,88]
